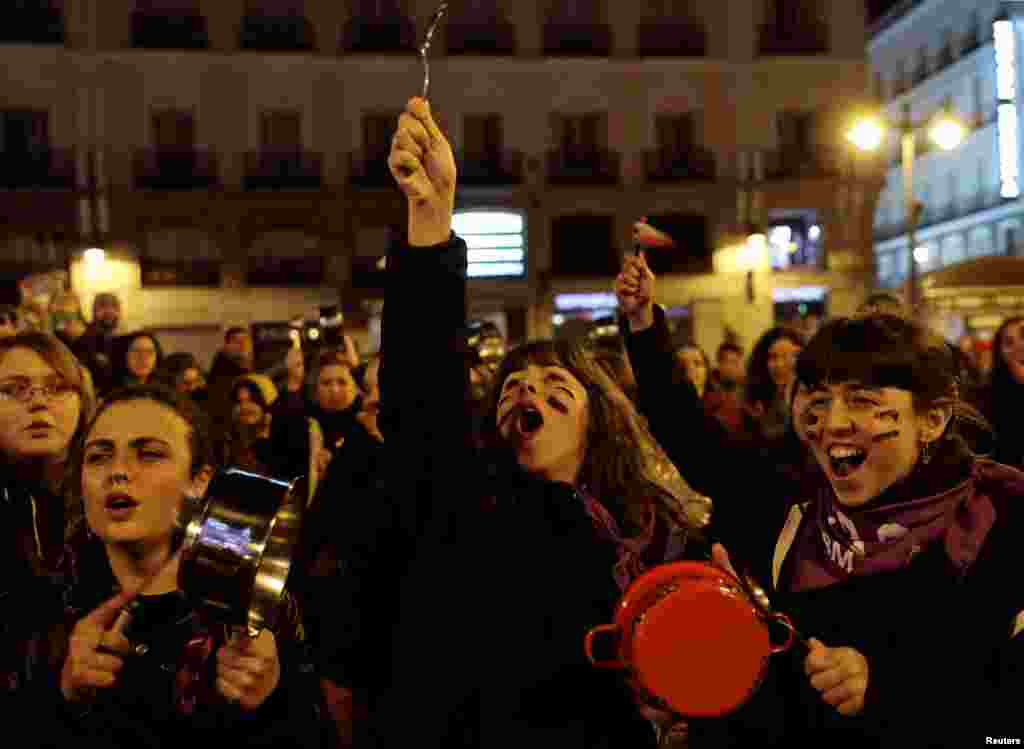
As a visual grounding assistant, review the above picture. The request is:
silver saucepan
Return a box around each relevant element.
[177,468,305,637]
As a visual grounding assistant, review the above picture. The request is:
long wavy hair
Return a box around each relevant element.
[478,339,709,536]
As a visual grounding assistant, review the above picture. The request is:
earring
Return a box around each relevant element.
[920,440,933,465]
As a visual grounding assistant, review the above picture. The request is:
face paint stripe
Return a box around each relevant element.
[870,430,901,443]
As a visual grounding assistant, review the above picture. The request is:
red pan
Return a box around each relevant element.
[584,561,795,718]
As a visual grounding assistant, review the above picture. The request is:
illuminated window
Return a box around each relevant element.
[453,210,527,278]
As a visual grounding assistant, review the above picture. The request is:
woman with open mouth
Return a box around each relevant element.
[331,96,712,749]
[41,385,328,747]
[615,252,1024,747]
[0,332,95,714]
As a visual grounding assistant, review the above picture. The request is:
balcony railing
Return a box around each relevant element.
[457,149,524,186]
[446,22,517,55]
[0,7,64,45]
[132,12,209,50]
[758,22,829,56]
[546,148,620,185]
[644,147,716,182]
[239,14,315,52]
[342,18,415,53]
[244,150,322,190]
[134,148,218,190]
[348,151,394,187]
[874,189,1004,240]
[0,148,75,189]
[543,24,612,57]
[636,22,706,57]
[763,146,844,180]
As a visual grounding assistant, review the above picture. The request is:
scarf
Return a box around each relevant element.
[578,488,691,592]
[790,455,998,592]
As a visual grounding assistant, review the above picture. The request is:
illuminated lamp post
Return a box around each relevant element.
[846,105,967,319]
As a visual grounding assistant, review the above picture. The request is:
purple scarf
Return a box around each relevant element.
[790,461,1002,592]
[579,489,689,592]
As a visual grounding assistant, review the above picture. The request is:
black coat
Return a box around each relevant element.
[623,307,1024,748]
[332,238,663,748]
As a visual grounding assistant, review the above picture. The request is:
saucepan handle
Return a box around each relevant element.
[584,624,624,669]
[769,613,796,654]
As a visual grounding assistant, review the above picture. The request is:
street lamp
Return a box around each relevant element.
[846,105,967,318]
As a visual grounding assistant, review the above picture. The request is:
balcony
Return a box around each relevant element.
[0,7,64,45]
[239,14,315,52]
[348,151,393,188]
[763,146,844,180]
[457,149,524,186]
[636,22,706,57]
[342,18,415,53]
[0,149,76,189]
[644,147,716,182]
[132,12,209,50]
[758,22,829,56]
[134,148,218,190]
[244,150,322,190]
[446,22,517,55]
[546,148,620,185]
[543,24,612,57]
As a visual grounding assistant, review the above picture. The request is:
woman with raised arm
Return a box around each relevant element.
[615,252,1024,747]
[333,97,712,748]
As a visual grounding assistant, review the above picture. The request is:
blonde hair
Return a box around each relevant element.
[0,332,97,434]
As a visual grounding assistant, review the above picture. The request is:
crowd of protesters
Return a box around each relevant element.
[0,97,1022,748]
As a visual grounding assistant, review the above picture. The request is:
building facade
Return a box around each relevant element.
[0,0,878,360]
[869,0,1024,340]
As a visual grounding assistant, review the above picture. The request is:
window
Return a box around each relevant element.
[1,110,49,153]
[142,228,221,286]
[942,234,966,266]
[655,113,696,152]
[152,110,195,149]
[556,114,605,152]
[640,213,711,274]
[353,0,403,17]
[363,113,396,159]
[550,215,616,276]
[261,110,302,150]
[463,115,503,157]
[247,231,324,287]
[246,0,304,13]
[452,211,526,278]
[777,110,816,153]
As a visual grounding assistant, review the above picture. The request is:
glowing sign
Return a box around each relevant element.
[554,292,619,311]
[454,211,526,278]
[995,17,1020,199]
[999,103,1020,198]
[995,19,1017,101]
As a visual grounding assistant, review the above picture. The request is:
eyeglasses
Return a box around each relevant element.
[0,378,78,403]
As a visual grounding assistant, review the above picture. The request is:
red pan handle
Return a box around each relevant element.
[584,624,624,669]
[769,613,796,654]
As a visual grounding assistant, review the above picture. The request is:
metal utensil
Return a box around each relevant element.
[177,468,305,638]
[419,2,449,99]
[737,570,811,650]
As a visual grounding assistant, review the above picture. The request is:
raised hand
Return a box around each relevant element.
[215,628,281,711]
[60,589,137,703]
[388,97,457,247]
[804,638,869,716]
[614,251,656,331]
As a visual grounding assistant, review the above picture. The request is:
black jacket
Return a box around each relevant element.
[332,237,665,748]
[38,536,333,749]
[623,306,1024,748]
